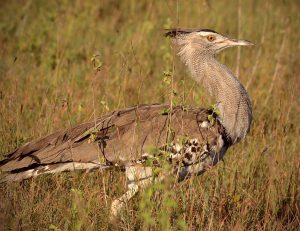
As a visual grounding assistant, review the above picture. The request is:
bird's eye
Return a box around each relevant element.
[207,35,216,42]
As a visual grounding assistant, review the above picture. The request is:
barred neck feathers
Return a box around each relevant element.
[179,48,252,143]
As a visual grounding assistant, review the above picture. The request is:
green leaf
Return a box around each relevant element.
[163,70,172,76]
[160,108,171,115]
[144,145,160,155]
[49,224,62,231]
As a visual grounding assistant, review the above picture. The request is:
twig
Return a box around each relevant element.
[246,14,268,89]
[264,32,287,107]
[235,0,242,78]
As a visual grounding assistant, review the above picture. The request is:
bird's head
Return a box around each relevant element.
[165,28,254,55]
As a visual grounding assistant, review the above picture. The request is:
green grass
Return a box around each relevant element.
[0,0,299,230]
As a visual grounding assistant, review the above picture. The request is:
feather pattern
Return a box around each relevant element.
[0,104,228,181]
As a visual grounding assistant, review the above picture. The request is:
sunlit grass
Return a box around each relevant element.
[0,0,299,230]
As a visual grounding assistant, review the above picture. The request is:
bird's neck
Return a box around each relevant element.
[179,50,252,143]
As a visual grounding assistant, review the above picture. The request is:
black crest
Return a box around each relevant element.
[165,28,217,38]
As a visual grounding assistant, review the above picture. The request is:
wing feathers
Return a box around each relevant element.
[0,104,224,177]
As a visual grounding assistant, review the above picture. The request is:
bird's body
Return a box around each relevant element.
[0,28,254,217]
[0,104,227,181]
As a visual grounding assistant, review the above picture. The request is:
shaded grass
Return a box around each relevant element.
[0,0,299,230]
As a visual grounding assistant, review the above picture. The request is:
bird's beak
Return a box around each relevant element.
[216,38,254,53]
[225,38,255,46]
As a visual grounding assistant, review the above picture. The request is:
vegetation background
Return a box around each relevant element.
[0,0,299,230]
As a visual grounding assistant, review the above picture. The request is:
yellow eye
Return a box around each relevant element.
[207,35,216,42]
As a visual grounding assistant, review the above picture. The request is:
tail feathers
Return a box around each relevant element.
[0,162,112,183]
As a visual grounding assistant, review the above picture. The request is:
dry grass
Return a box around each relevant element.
[0,0,299,230]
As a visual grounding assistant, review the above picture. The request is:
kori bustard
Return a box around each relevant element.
[0,28,253,217]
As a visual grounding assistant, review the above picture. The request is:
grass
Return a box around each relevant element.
[0,0,299,230]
